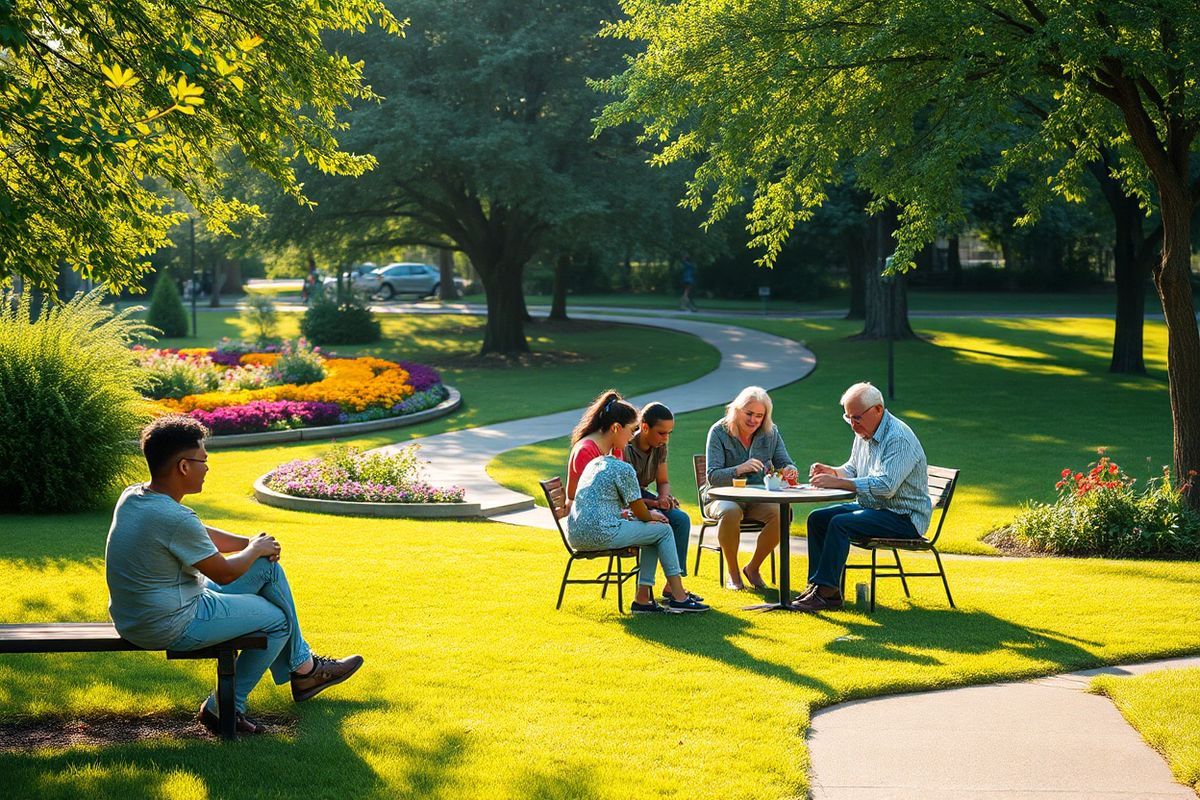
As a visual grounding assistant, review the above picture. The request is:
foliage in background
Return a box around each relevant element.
[241,292,278,345]
[271,337,325,385]
[145,274,189,337]
[1009,452,1200,558]
[266,443,465,503]
[299,294,381,345]
[134,348,222,400]
[0,0,403,292]
[0,290,153,512]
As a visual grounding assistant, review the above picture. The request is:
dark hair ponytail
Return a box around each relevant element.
[639,402,673,428]
[570,389,638,445]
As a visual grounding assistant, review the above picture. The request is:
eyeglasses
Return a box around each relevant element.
[179,457,208,464]
[842,406,879,425]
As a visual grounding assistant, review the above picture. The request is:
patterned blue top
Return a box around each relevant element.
[567,456,643,544]
[839,410,932,536]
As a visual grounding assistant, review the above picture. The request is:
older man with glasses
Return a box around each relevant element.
[790,382,932,612]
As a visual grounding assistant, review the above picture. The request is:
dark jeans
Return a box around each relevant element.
[642,490,690,578]
[806,503,920,590]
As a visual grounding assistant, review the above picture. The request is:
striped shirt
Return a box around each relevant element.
[839,410,932,536]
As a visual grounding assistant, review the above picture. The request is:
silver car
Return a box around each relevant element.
[374,262,463,299]
[322,263,383,297]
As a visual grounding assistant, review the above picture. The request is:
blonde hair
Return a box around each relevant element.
[722,386,774,436]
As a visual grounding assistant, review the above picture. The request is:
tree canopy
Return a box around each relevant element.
[601,0,1200,500]
[0,0,402,291]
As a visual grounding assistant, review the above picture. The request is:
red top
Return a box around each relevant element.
[567,439,624,497]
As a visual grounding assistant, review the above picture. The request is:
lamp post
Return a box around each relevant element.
[189,217,198,337]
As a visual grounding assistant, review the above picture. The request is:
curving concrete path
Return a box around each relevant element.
[374,310,815,515]
[808,655,1200,799]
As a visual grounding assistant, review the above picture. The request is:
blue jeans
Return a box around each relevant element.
[169,557,313,714]
[569,518,682,587]
[642,490,691,578]
[806,503,920,590]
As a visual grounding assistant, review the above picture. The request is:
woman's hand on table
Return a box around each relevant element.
[736,457,765,476]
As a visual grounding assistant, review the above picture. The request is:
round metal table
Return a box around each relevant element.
[706,484,855,611]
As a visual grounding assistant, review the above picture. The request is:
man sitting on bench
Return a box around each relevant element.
[105,415,363,735]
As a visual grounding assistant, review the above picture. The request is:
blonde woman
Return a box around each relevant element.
[703,386,799,590]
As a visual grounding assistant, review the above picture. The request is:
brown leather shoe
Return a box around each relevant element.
[789,589,844,612]
[198,701,267,735]
[291,653,364,702]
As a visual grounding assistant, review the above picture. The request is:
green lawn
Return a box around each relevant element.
[490,315,1173,553]
[2,307,1198,799]
[458,288,1172,316]
[1092,668,1200,796]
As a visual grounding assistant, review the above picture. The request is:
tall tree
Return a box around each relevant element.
[0,0,401,292]
[267,0,689,355]
[601,0,1200,504]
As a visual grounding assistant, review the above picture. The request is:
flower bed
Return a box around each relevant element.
[135,339,450,435]
[264,445,465,504]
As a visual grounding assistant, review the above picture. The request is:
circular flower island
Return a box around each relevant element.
[137,339,459,446]
[253,444,478,518]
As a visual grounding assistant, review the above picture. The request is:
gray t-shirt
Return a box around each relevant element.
[623,432,668,489]
[104,485,218,648]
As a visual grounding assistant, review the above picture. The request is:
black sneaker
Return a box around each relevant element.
[665,596,711,613]
[631,600,666,614]
[660,589,705,603]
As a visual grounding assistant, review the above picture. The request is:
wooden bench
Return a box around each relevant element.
[0,622,267,741]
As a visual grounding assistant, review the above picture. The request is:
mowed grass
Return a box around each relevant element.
[489,315,1174,553]
[1093,668,1200,796]
[2,307,1198,799]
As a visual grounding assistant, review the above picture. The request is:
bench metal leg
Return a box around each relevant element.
[892,550,911,597]
[216,646,237,741]
[933,548,956,609]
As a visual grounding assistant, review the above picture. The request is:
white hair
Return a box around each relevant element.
[723,385,774,435]
[840,382,884,410]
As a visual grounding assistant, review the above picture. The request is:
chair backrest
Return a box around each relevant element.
[925,465,959,545]
[692,454,708,509]
[539,477,575,554]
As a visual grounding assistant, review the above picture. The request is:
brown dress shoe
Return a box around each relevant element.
[291,653,364,702]
[198,701,268,735]
[788,589,844,612]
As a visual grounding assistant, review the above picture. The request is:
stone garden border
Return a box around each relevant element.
[206,386,460,449]
[252,474,481,518]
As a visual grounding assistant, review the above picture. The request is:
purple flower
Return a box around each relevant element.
[189,400,342,434]
[398,361,442,392]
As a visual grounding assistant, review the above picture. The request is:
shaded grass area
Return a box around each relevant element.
[489,316,1173,554]
[1092,668,1200,796]
[459,288,1170,316]
[3,469,1200,798]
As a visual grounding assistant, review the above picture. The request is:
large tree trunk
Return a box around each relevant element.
[946,235,963,288]
[478,257,531,356]
[1090,155,1150,374]
[438,248,460,301]
[1155,189,1200,507]
[843,223,869,320]
[549,253,569,321]
[857,210,917,339]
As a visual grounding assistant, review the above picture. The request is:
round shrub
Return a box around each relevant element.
[146,274,189,338]
[299,294,381,345]
[0,290,154,512]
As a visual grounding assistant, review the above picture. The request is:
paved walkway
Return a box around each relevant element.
[374,310,816,515]
[808,655,1200,799]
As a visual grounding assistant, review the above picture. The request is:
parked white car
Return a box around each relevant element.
[374,262,464,299]
[322,263,383,297]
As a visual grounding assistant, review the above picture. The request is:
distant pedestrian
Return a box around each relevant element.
[679,254,698,312]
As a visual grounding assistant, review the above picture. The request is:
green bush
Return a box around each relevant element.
[299,294,381,345]
[0,290,155,513]
[242,293,278,345]
[145,274,189,337]
[135,349,222,399]
[1010,453,1200,558]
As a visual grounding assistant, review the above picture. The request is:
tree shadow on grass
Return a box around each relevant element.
[824,606,1098,677]
[618,609,835,695]
[0,698,475,799]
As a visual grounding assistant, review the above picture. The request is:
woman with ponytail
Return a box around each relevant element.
[565,390,709,614]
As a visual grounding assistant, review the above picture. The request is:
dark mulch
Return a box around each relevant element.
[982,526,1049,557]
[437,349,591,369]
[0,712,297,751]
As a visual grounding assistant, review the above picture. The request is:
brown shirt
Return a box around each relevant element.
[624,432,668,489]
